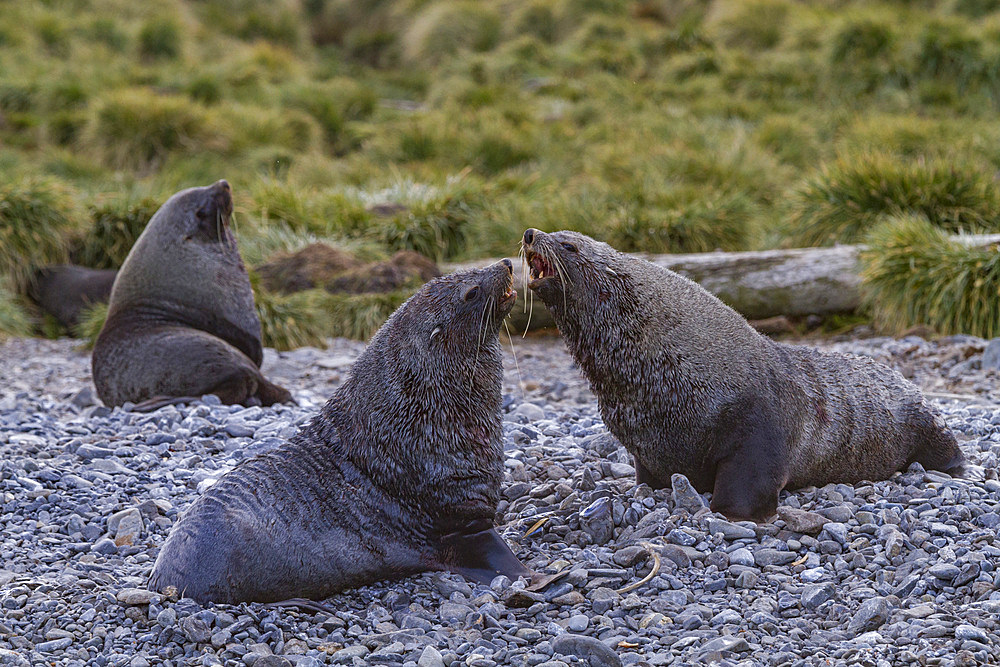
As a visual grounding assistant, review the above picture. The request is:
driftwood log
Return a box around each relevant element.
[446,234,1000,333]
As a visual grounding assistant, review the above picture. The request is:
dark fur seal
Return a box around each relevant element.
[92,180,290,409]
[522,229,966,522]
[148,261,532,603]
[28,265,116,329]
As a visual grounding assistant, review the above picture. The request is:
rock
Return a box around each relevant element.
[589,587,621,615]
[418,646,445,667]
[613,545,649,568]
[502,589,544,608]
[254,658,292,667]
[847,597,891,635]
[91,537,117,555]
[928,563,960,581]
[754,549,797,567]
[579,496,614,545]
[182,615,212,643]
[331,646,369,664]
[699,636,750,654]
[671,474,707,513]
[438,601,472,623]
[108,507,143,546]
[729,548,755,567]
[156,608,177,628]
[116,588,159,605]
[513,403,546,421]
[982,338,1000,370]
[567,614,589,632]
[777,507,829,534]
[801,583,835,609]
[552,634,623,667]
[706,518,756,540]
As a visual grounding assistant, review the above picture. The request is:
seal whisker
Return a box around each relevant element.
[502,318,525,400]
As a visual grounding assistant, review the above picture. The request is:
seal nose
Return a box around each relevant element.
[502,258,512,273]
[523,228,536,245]
[215,179,231,193]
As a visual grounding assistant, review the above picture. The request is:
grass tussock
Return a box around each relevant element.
[790,154,1000,247]
[861,214,1000,339]
[75,197,160,269]
[73,301,109,348]
[0,179,79,291]
[0,281,33,339]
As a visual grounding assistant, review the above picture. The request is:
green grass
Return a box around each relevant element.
[3,0,1000,341]
[75,196,160,269]
[0,179,79,291]
[0,281,33,339]
[789,154,1000,247]
[860,215,1000,339]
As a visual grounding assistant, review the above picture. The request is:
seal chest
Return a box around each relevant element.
[149,260,535,603]
[91,180,290,410]
[523,229,966,522]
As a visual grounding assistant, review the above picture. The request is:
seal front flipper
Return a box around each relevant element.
[439,521,532,584]
[708,395,790,523]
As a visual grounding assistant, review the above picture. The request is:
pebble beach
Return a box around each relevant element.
[1,332,999,667]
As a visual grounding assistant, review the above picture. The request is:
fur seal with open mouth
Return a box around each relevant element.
[522,228,966,522]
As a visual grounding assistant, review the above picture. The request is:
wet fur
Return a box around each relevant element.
[524,230,965,522]
[92,181,290,408]
[148,262,525,603]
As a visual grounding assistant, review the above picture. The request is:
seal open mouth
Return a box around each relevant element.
[501,267,517,307]
[526,251,557,289]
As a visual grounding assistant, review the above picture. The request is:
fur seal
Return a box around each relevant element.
[28,265,116,329]
[92,180,290,409]
[522,229,966,522]
[148,260,532,603]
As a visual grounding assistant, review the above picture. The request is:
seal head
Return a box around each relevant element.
[149,260,530,603]
[523,228,965,522]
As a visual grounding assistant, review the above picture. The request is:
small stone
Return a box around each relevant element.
[928,563,961,581]
[418,646,445,667]
[777,507,828,534]
[613,546,648,568]
[699,636,750,655]
[729,548,755,567]
[567,615,589,632]
[754,549,797,567]
[91,537,117,555]
[847,597,891,635]
[955,625,990,643]
[35,638,73,652]
[589,587,621,615]
[671,474,707,513]
[706,518,756,540]
[513,403,546,421]
[982,338,1000,370]
[116,588,159,605]
[253,659,291,667]
[801,583,836,609]
[552,635,623,667]
[332,646,369,664]
[182,615,212,643]
[156,608,177,628]
[439,601,472,623]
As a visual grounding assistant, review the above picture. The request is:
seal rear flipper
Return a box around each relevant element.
[439,526,532,585]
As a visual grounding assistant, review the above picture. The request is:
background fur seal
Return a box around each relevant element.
[522,228,965,522]
[149,260,532,603]
[92,180,290,409]
[28,265,116,329]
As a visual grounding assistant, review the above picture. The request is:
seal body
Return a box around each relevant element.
[149,261,529,603]
[92,181,290,408]
[28,265,116,329]
[523,229,965,522]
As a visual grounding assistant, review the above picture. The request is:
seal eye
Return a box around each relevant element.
[561,242,578,253]
[464,286,480,301]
